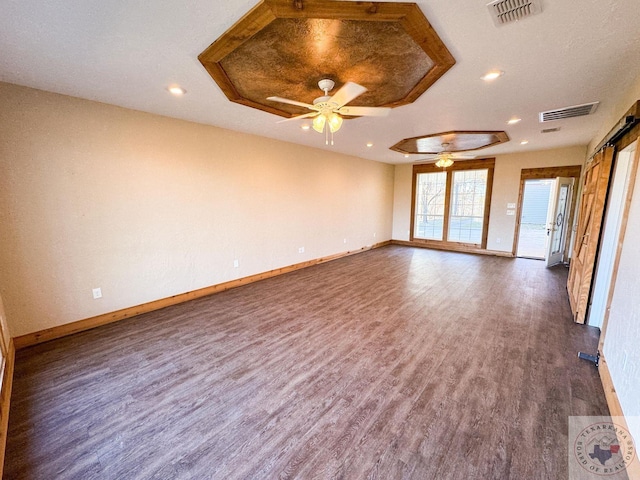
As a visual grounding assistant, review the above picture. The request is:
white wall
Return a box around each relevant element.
[391,164,412,241]
[602,146,640,435]
[0,82,394,337]
[391,146,586,251]
[588,75,640,156]
[597,74,640,442]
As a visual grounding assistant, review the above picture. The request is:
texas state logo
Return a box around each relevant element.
[573,421,636,477]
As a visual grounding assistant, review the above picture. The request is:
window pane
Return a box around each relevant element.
[414,171,446,240]
[448,169,488,244]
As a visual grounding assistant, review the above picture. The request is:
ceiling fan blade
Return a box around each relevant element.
[267,96,316,110]
[329,82,367,108]
[276,112,320,123]
[336,106,391,117]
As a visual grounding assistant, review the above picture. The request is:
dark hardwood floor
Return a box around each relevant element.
[5,246,609,479]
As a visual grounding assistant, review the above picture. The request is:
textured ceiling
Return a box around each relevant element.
[1,0,640,164]
[217,19,434,114]
[198,1,454,118]
[391,131,509,154]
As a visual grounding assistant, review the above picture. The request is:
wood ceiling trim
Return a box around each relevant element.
[399,7,455,65]
[266,0,414,20]
[198,3,277,62]
[198,0,455,117]
[401,64,452,107]
[390,130,510,155]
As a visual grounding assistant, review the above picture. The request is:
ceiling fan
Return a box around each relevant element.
[267,79,391,145]
[417,142,476,168]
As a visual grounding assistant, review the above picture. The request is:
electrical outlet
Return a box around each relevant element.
[343,238,347,244]
[496,237,501,244]
[298,247,304,253]
[92,287,102,299]
[507,209,515,216]
[373,233,376,238]
[233,259,239,268]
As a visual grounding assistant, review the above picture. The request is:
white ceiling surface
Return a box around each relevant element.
[2,0,640,164]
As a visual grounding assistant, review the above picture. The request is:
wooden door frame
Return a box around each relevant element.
[512,165,583,257]
[409,158,495,252]
[0,295,14,479]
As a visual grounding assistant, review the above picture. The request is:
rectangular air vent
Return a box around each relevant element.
[539,102,599,122]
[541,127,561,133]
[486,0,542,26]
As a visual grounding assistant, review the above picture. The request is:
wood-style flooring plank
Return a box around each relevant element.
[5,246,610,479]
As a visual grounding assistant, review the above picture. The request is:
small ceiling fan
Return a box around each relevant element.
[267,79,391,145]
[417,142,476,168]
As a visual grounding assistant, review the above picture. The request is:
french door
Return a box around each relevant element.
[545,177,574,267]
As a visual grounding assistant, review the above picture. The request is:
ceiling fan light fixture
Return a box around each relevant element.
[328,112,343,133]
[268,80,389,145]
[312,114,326,133]
[435,153,454,168]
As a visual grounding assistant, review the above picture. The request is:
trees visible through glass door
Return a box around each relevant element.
[411,159,494,249]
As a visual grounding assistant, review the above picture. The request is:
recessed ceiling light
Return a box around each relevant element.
[366,142,373,148]
[168,85,186,96]
[507,118,521,125]
[481,70,504,81]
[520,140,529,145]
[301,124,310,131]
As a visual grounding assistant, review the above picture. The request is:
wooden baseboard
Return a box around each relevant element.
[14,241,392,350]
[599,353,624,417]
[598,352,640,479]
[0,339,15,480]
[391,239,514,258]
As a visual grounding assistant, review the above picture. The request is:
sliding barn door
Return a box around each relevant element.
[567,147,615,324]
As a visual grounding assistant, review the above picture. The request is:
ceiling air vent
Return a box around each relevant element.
[539,102,600,122]
[486,0,542,26]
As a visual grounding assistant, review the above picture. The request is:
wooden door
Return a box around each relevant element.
[567,147,615,324]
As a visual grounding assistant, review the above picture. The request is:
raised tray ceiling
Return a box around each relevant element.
[391,131,510,155]
[198,0,455,118]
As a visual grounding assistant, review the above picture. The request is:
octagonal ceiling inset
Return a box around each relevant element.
[390,131,510,155]
[198,0,455,117]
